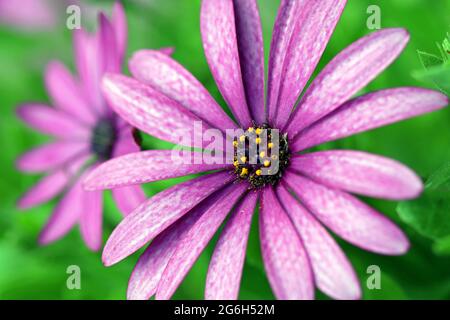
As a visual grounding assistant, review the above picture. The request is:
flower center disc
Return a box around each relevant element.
[233,124,290,189]
[91,118,116,160]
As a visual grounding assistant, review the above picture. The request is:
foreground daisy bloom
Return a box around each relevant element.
[85,0,448,299]
[16,3,146,250]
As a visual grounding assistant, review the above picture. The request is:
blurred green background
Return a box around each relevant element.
[0,0,449,299]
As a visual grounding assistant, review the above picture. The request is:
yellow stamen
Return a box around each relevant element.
[255,128,262,135]
[233,141,238,147]
[247,127,254,133]
[255,169,262,176]
[255,137,261,144]
[233,161,239,167]
[240,156,247,163]
[264,160,271,167]
[239,135,246,142]
[259,151,265,158]
[240,168,249,176]
[268,142,274,149]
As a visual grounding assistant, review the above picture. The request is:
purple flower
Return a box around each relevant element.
[16,3,147,251]
[85,0,448,299]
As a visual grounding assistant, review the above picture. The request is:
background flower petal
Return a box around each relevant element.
[112,185,147,216]
[18,154,90,209]
[17,104,90,139]
[44,61,96,125]
[74,28,105,115]
[16,141,90,173]
[38,175,86,245]
[79,188,103,251]
[112,1,127,63]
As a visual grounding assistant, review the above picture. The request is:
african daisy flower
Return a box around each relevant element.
[85,0,448,299]
[16,2,146,251]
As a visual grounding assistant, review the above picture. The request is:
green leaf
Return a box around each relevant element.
[440,33,450,61]
[364,272,407,300]
[412,62,450,94]
[433,235,450,255]
[426,161,450,191]
[397,192,450,240]
[417,50,443,69]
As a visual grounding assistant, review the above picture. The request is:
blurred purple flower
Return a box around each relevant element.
[85,0,448,299]
[16,2,147,251]
[0,0,57,30]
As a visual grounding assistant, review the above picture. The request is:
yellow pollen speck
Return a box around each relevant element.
[268,142,274,149]
[247,127,254,133]
[264,160,271,167]
[255,169,262,176]
[239,135,246,142]
[234,161,239,167]
[255,128,262,135]
[259,151,265,158]
[233,141,238,147]
[255,137,261,144]
[240,156,247,163]
[240,168,249,176]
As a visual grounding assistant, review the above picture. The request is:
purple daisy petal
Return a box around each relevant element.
[233,0,265,125]
[102,74,217,148]
[111,1,127,63]
[260,187,314,300]
[16,141,90,173]
[269,0,347,129]
[129,50,237,132]
[267,0,300,123]
[18,154,89,209]
[285,172,410,255]
[80,187,103,251]
[286,28,410,137]
[156,183,247,300]
[102,171,234,266]
[84,150,229,190]
[99,13,120,74]
[200,0,253,127]
[107,130,147,215]
[17,104,91,139]
[18,171,69,210]
[38,174,86,245]
[112,185,147,216]
[290,150,423,200]
[44,61,96,125]
[205,192,258,300]
[277,185,361,300]
[292,87,449,151]
[127,185,229,300]
[74,28,105,115]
